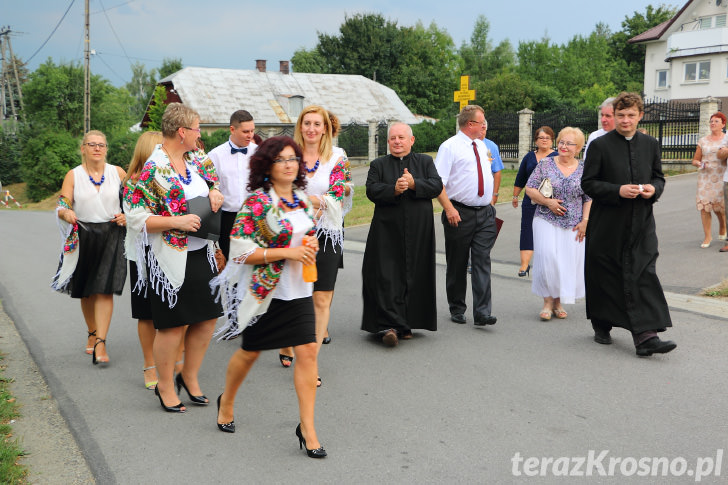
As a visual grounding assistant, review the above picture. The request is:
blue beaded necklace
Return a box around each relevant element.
[279,192,301,209]
[178,165,192,185]
[89,174,105,186]
[305,159,320,174]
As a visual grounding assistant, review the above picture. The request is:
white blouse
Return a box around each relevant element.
[72,164,121,223]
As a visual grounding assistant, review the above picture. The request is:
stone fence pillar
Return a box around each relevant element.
[518,108,534,160]
[368,120,378,161]
[699,97,720,139]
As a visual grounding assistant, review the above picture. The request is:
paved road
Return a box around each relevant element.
[0,171,727,484]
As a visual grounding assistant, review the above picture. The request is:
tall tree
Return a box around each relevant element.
[291,14,459,117]
[125,61,157,120]
[459,15,515,80]
[609,4,678,88]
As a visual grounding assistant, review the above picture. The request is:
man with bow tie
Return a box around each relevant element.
[208,110,257,259]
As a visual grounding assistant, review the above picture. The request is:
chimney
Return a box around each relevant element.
[279,60,290,75]
[255,59,266,72]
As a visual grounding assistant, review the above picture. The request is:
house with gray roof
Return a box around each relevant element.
[142,60,419,134]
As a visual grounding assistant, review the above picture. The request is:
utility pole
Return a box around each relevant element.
[83,0,90,133]
[6,32,25,120]
[0,26,25,130]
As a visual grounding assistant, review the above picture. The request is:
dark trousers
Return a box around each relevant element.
[442,202,497,319]
[218,210,238,260]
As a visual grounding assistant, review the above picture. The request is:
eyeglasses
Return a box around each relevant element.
[536,137,552,141]
[468,120,486,127]
[85,142,107,149]
[557,141,577,147]
[183,127,201,133]
[273,156,301,164]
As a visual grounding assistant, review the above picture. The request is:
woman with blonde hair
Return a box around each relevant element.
[123,131,162,389]
[52,130,127,365]
[126,103,224,412]
[278,106,347,382]
[525,127,592,321]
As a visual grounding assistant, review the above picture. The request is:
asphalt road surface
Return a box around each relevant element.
[0,171,726,484]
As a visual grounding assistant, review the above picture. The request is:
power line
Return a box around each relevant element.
[98,0,134,70]
[93,52,126,83]
[90,0,136,15]
[26,0,76,64]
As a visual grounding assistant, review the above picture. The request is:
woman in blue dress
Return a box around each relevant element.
[512,126,557,277]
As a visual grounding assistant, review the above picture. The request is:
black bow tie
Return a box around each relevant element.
[231,146,248,155]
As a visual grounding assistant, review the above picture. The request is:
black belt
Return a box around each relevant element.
[451,200,489,210]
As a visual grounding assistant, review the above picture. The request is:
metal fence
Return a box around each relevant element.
[641,98,704,160]
[485,111,519,158]
[532,108,598,146]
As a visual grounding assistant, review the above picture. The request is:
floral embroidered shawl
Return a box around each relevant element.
[314,147,348,249]
[50,195,80,291]
[211,187,315,340]
[126,145,220,307]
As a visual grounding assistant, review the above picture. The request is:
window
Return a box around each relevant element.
[698,14,727,29]
[700,17,713,29]
[717,15,727,28]
[656,70,668,89]
[684,61,711,82]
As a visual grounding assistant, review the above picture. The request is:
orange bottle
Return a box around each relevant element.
[302,236,318,283]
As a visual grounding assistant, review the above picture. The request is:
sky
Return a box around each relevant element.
[6,0,678,87]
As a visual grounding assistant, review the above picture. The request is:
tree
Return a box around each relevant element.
[459,15,515,80]
[0,125,24,184]
[125,61,157,120]
[22,59,135,136]
[158,57,183,80]
[145,86,168,131]
[609,4,678,88]
[292,14,460,117]
[291,48,327,73]
[20,129,78,201]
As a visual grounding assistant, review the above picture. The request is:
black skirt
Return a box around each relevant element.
[242,297,316,351]
[149,247,223,329]
[59,221,127,299]
[129,260,153,320]
[313,234,343,292]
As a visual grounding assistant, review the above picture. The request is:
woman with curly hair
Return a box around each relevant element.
[213,136,325,458]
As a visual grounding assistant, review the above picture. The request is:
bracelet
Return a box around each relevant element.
[583,217,589,221]
[493,192,499,196]
[512,196,519,199]
[263,249,268,264]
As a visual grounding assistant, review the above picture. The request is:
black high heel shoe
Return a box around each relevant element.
[154,386,185,413]
[279,353,294,368]
[295,423,327,458]
[92,338,109,365]
[216,394,235,433]
[517,264,531,277]
[175,373,209,405]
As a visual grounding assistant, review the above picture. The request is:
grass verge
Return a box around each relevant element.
[0,352,28,483]
[703,280,728,298]
[345,169,519,227]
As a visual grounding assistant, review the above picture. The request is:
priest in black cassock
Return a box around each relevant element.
[581,92,676,357]
[361,122,443,347]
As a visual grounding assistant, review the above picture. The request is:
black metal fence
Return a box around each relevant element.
[641,98,704,160]
[484,111,519,158]
[532,108,598,147]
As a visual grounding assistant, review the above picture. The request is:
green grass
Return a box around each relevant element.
[703,280,728,298]
[0,353,28,483]
[345,169,519,227]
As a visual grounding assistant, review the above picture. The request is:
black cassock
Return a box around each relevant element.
[581,130,672,333]
[361,153,443,333]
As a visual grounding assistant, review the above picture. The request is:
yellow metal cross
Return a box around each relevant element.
[453,75,476,110]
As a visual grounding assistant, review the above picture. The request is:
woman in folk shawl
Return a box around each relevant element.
[52,130,127,365]
[213,136,325,458]
[126,103,224,413]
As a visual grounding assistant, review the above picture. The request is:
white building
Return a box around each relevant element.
[630,0,728,104]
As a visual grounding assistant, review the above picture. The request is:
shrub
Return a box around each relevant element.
[21,130,78,201]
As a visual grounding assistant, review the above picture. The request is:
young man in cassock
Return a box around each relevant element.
[361,122,443,347]
[581,92,677,357]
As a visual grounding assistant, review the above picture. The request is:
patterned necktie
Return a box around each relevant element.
[472,141,484,197]
[230,145,248,155]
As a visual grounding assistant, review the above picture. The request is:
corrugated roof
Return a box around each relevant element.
[158,67,419,126]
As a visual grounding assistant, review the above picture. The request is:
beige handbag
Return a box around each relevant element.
[537,178,553,198]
